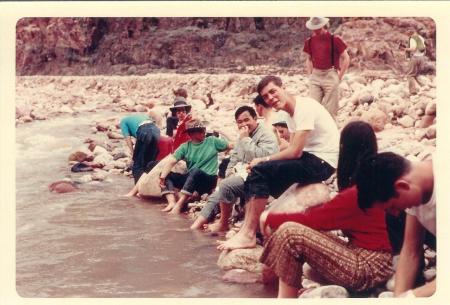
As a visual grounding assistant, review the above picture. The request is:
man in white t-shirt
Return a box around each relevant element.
[404,30,427,95]
[217,75,339,251]
[356,152,435,298]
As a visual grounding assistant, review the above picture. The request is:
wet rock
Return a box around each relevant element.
[217,246,264,273]
[49,180,78,193]
[299,285,349,298]
[397,115,415,128]
[71,162,94,172]
[93,153,113,166]
[68,150,93,162]
[92,170,108,181]
[360,108,388,132]
[76,174,93,183]
[222,269,262,284]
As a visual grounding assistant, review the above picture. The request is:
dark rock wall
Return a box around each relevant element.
[16,17,435,75]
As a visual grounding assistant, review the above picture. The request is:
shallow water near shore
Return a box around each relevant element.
[15,112,277,298]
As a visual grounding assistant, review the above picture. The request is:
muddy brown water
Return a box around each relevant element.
[15,112,277,298]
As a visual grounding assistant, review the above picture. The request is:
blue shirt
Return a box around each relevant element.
[120,114,151,138]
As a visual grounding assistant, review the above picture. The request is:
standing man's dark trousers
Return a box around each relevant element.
[132,123,160,183]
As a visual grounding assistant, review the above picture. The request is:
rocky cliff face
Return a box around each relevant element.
[16,17,435,75]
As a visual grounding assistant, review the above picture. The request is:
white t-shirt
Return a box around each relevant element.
[285,96,339,168]
[406,158,436,236]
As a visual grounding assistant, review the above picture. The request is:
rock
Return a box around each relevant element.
[16,103,31,119]
[76,174,93,183]
[222,269,262,284]
[423,267,436,281]
[425,101,436,115]
[71,162,94,172]
[68,150,92,162]
[93,153,114,166]
[378,291,394,298]
[113,152,128,160]
[299,285,349,298]
[360,108,388,132]
[111,160,127,169]
[217,246,264,273]
[425,124,436,139]
[21,115,34,123]
[107,131,124,139]
[92,170,108,181]
[96,122,110,132]
[397,115,415,128]
[358,93,375,105]
[301,278,321,289]
[48,180,78,193]
[59,105,74,113]
[93,145,109,156]
[419,114,435,129]
[385,276,395,291]
[268,183,330,213]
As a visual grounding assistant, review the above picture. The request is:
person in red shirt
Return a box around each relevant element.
[303,17,350,118]
[259,121,393,298]
[170,98,193,150]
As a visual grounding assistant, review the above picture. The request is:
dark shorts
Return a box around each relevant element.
[244,151,335,200]
[161,168,217,196]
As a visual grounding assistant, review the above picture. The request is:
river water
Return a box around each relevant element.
[15,112,276,298]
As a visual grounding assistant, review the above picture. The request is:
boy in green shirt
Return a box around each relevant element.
[159,119,231,214]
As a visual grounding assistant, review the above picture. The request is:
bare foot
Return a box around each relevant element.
[205,221,229,233]
[161,204,174,212]
[168,207,182,215]
[216,232,256,251]
[190,216,208,230]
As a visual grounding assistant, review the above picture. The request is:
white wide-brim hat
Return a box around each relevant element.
[306,17,330,30]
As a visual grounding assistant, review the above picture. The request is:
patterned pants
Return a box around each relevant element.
[260,222,393,292]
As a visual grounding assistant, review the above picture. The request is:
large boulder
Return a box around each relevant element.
[360,108,388,132]
[49,180,78,193]
[217,246,264,273]
[268,183,330,213]
[137,157,187,197]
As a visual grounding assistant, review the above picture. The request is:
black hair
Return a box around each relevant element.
[235,105,257,120]
[256,75,282,95]
[355,152,411,211]
[337,121,378,191]
[253,95,269,108]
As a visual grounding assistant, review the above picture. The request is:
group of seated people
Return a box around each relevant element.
[120,76,436,298]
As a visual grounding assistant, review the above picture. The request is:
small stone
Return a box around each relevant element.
[425,125,436,139]
[378,291,394,298]
[423,267,436,281]
[49,180,78,193]
[299,285,349,298]
[222,269,262,284]
[397,115,415,128]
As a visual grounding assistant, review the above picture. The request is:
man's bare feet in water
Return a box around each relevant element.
[161,204,175,212]
[168,206,182,215]
[216,231,257,251]
[190,215,208,230]
[205,221,229,233]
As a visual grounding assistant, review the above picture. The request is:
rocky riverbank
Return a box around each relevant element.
[15,71,436,297]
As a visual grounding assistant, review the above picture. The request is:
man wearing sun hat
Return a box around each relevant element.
[303,17,350,118]
[167,96,194,150]
[159,119,232,214]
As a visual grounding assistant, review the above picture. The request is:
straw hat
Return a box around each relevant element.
[306,17,330,30]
